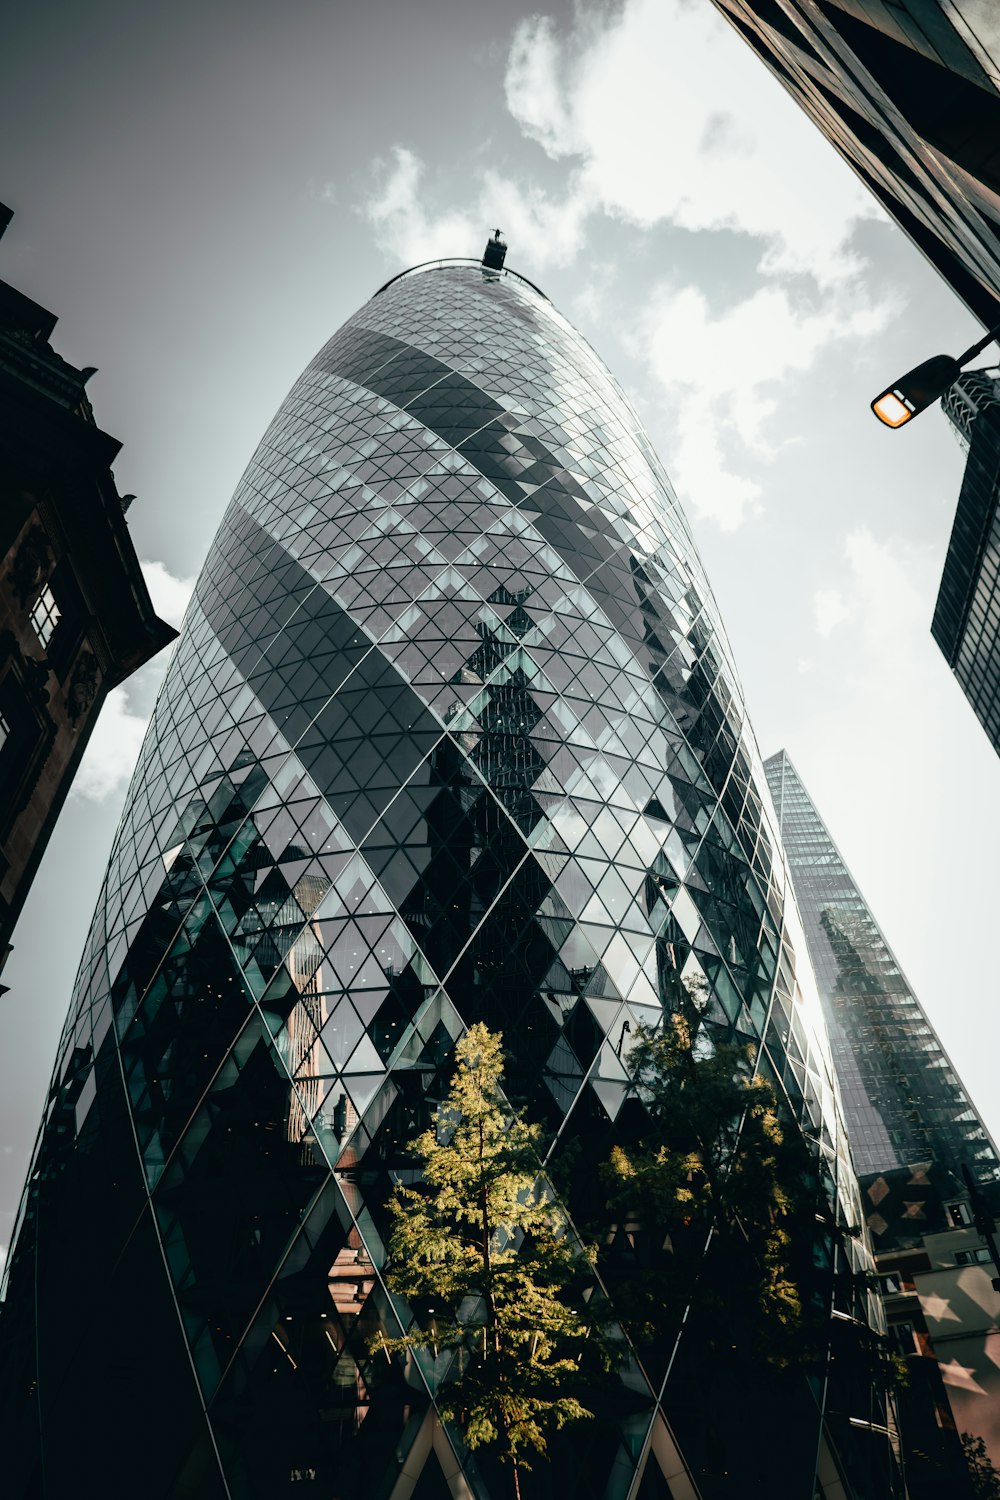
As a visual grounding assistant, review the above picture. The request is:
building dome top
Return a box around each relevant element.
[372,254,549,303]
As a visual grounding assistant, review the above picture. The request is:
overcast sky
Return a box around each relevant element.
[2,0,998,1265]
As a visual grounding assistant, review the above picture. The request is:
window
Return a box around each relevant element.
[29,584,61,649]
[947,1201,972,1227]
[955,1247,992,1266]
[889,1321,916,1356]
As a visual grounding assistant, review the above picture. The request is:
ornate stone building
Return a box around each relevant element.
[0,206,175,986]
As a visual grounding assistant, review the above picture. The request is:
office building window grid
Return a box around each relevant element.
[765,749,999,1185]
[935,374,1000,754]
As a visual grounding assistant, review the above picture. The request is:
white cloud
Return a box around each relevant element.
[632,280,894,527]
[814,587,855,637]
[642,283,888,445]
[141,558,196,629]
[504,15,578,158]
[843,526,927,657]
[73,684,151,803]
[364,148,482,265]
[73,560,194,803]
[667,416,762,531]
[478,168,591,269]
[570,261,618,328]
[799,525,937,769]
[366,0,878,285]
[504,0,879,285]
[363,147,590,271]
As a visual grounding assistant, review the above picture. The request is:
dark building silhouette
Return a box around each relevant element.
[0,251,901,1498]
[933,369,1000,754]
[765,749,1000,1486]
[0,207,176,986]
[708,0,1000,326]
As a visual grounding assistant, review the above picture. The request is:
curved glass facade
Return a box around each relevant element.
[1,263,897,1498]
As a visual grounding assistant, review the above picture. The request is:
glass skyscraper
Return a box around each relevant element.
[763,754,1000,1496]
[764,749,999,1192]
[934,370,1000,757]
[1,256,897,1498]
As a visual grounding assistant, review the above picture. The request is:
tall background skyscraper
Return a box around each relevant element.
[0,253,898,1499]
[764,749,999,1191]
[765,748,1000,1488]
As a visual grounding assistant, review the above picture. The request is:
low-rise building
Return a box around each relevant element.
[870,1173,1000,1494]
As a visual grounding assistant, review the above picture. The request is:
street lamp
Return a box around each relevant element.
[871,320,1000,428]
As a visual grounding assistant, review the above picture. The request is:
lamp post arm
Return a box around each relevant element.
[955,320,1000,369]
[873,317,1000,427]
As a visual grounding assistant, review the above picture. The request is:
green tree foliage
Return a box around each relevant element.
[601,981,818,1366]
[375,1024,595,1498]
[963,1433,1000,1500]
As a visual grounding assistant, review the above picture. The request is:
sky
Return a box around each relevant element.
[2,0,999,1268]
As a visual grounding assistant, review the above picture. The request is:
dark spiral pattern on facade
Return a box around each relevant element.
[0,264,892,1500]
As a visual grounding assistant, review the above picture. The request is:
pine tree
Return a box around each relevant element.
[375,1024,595,1499]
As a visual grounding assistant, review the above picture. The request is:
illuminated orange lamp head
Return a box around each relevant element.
[871,353,962,429]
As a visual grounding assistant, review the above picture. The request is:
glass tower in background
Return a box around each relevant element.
[764,749,999,1190]
[934,370,1000,757]
[763,756,1000,1495]
[1,257,896,1499]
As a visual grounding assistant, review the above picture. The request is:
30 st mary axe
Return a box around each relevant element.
[0,253,899,1499]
